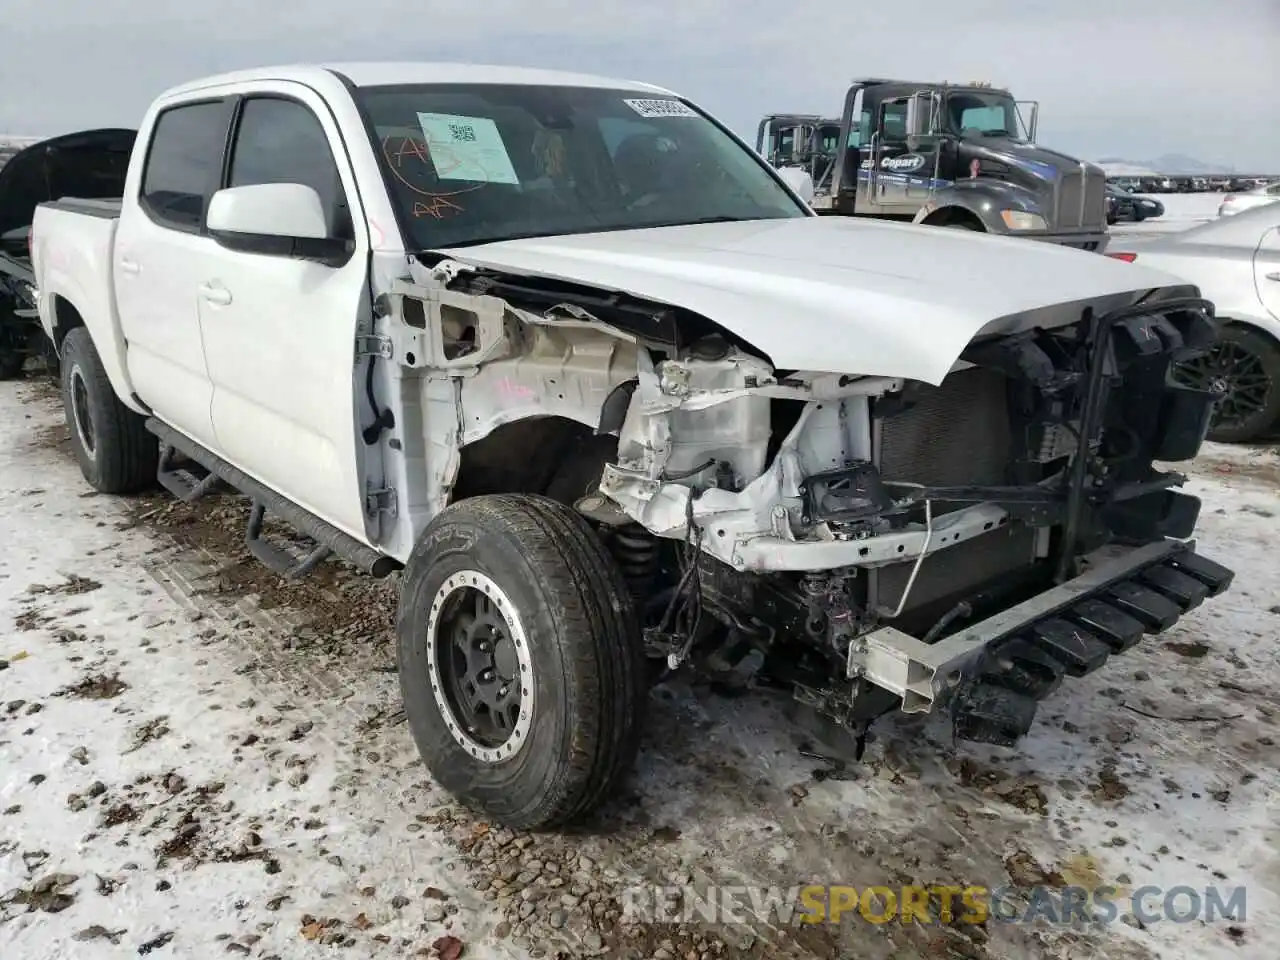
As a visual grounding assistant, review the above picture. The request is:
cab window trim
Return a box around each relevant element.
[137,97,234,235]
[221,92,354,241]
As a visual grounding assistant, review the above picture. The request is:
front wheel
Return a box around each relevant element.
[396,494,646,829]
[1171,325,1280,443]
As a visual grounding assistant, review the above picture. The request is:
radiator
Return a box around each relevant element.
[874,366,1035,616]
[878,366,1011,487]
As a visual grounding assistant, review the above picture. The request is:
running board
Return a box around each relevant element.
[143,418,400,580]
[156,444,221,502]
[245,501,332,580]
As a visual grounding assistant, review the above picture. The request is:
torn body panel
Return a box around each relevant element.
[379,255,1232,753]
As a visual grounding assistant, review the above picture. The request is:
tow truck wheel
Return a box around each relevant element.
[397,494,646,830]
[59,327,158,493]
[1172,325,1280,443]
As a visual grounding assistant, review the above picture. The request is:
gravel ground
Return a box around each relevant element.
[2,373,1278,960]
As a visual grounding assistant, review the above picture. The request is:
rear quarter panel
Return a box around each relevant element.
[33,203,143,411]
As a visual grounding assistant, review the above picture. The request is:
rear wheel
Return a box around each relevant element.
[396,494,646,829]
[1172,325,1280,443]
[59,327,158,492]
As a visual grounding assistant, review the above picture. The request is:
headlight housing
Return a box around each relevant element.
[1000,209,1048,231]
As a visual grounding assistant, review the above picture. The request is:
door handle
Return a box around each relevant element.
[119,258,140,274]
[198,282,232,306]
[1265,271,1280,282]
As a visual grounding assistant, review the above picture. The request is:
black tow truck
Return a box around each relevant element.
[757,78,1110,251]
[0,128,135,378]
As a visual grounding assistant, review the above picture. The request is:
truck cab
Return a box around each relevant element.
[773,78,1110,251]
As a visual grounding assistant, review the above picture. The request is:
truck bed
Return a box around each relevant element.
[30,197,126,377]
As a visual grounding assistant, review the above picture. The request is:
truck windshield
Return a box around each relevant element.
[354,83,807,250]
[945,92,1022,139]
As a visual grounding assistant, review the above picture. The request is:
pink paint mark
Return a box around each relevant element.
[498,377,537,402]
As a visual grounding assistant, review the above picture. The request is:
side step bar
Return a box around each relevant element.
[145,419,400,580]
[157,444,221,502]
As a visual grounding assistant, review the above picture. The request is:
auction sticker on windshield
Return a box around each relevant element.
[623,98,699,119]
[416,112,520,184]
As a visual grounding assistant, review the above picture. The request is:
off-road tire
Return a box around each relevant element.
[60,326,158,493]
[396,493,646,829]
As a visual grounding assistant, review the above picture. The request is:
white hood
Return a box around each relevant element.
[434,216,1194,384]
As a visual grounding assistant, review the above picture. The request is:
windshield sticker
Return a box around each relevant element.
[416,113,519,185]
[622,98,699,119]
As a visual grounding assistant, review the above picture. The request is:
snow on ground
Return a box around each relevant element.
[2,376,1278,960]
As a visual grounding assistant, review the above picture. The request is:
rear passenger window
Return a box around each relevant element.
[140,101,228,230]
[228,98,350,238]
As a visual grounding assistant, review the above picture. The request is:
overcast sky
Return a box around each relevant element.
[3,0,1277,169]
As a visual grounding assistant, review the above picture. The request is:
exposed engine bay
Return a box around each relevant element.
[376,256,1236,754]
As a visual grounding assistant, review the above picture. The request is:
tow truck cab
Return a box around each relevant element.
[763,79,1110,252]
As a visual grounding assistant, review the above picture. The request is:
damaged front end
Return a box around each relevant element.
[590,294,1236,748]
[387,258,1236,754]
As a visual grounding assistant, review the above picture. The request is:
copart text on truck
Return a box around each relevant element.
[31,62,1234,829]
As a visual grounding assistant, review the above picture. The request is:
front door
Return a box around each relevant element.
[863,98,923,216]
[197,84,372,540]
[1256,224,1280,323]
[114,98,233,450]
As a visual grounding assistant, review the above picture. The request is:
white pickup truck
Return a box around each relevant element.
[31,62,1234,830]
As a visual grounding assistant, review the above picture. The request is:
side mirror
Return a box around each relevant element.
[206,183,350,265]
[776,166,815,205]
[904,92,940,149]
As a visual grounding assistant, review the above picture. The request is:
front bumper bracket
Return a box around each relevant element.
[849,539,1233,735]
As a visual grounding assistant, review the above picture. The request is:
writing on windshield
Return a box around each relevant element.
[356,83,807,249]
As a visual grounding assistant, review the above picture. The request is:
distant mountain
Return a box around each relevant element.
[1096,153,1234,175]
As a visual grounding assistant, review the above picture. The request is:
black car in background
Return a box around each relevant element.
[1105,184,1165,224]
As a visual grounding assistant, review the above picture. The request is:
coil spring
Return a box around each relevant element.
[609,524,660,603]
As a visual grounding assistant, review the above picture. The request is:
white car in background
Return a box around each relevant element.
[1109,202,1280,442]
[1218,180,1280,217]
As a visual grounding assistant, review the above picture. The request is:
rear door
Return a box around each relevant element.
[198,84,372,540]
[114,99,233,449]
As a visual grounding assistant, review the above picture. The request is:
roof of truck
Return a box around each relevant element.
[160,63,676,98]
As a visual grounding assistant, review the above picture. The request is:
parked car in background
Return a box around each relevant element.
[0,128,135,378]
[1218,181,1280,217]
[1108,202,1280,442]
[1105,185,1164,224]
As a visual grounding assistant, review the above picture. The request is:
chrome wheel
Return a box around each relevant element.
[425,570,534,764]
[69,363,97,461]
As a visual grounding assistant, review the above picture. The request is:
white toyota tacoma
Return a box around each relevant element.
[31,63,1234,830]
